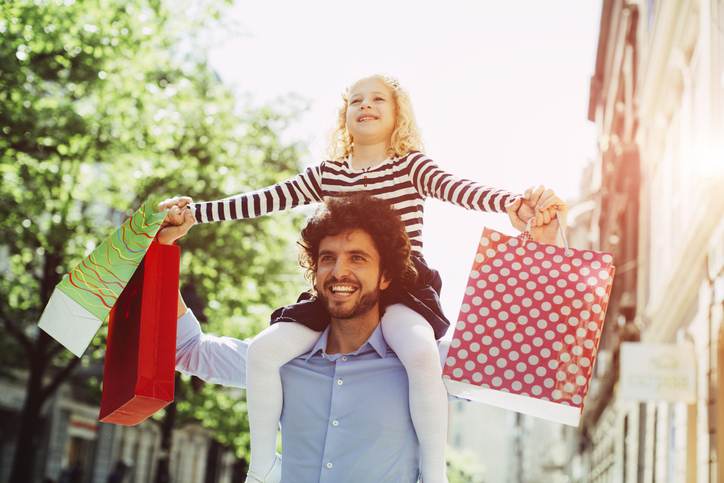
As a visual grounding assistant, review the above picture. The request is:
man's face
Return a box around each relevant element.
[314,229,391,320]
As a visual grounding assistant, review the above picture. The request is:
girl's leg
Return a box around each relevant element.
[245,322,320,481]
[381,303,449,483]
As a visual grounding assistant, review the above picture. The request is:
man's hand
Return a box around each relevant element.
[157,205,195,245]
[157,196,194,227]
[529,203,568,246]
[506,186,561,231]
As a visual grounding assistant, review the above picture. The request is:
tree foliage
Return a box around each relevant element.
[0,0,308,476]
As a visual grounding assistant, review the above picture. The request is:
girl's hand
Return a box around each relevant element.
[158,196,193,211]
[505,198,527,231]
[505,189,536,231]
[523,185,567,227]
[157,196,194,226]
[506,196,539,231]
[506,186,562,231]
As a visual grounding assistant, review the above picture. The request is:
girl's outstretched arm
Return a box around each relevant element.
[407,153,521,213]
[192,164,324,223]
[407,153,562,231]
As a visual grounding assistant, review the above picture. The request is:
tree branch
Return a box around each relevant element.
[0,305,33,354]
[49,340,68,360]
[39,355,82,404]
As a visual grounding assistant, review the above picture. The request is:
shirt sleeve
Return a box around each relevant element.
[407,153,522,213]
[192,164,324,223]
[175,309,249,388]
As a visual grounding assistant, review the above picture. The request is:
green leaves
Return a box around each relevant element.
[1,0,308,461]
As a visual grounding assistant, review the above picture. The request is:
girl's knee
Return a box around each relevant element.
[248,322,319,370]
[399,343,442,376]
[247,332,286,370]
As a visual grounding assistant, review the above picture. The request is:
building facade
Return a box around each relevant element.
[0,373,243,483]
[574,0,724,481]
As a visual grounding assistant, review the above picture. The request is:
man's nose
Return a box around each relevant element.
[331,259,351,277]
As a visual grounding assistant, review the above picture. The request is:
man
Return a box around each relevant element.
[161,194,565,483]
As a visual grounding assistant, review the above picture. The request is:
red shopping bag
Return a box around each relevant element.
[443,227,615,426]
[99,240,180,425]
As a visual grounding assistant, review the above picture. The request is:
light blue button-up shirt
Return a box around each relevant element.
[175,309,449,483]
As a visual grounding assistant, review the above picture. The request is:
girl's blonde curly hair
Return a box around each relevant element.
[327,75,424,161]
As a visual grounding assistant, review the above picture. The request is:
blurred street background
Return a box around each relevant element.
[1,0,723,481]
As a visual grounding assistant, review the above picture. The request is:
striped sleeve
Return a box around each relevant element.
[407,153,521,213]
[192,164,324,223]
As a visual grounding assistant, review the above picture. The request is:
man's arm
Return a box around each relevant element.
[175,305,249,388]
[157,206,249,388]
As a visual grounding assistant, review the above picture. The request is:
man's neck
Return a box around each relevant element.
[326,306,382,354]
[350,143,391,170]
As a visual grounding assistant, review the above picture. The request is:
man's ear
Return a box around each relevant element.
[379,272,391,291]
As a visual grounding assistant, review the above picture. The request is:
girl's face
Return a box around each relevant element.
[345,77,397,148]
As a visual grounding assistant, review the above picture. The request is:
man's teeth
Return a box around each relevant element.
[331,285,357,293]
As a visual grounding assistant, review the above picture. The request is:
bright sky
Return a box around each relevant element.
[208,0,602,330]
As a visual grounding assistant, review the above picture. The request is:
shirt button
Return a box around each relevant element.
[332,419,339,427]
[326,462,333,469]
[336,378,344,386]
[341,356,348,362]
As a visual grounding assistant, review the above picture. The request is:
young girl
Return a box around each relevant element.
[162,75,562,483]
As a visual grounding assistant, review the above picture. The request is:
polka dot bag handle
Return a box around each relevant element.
[519,212,570,251]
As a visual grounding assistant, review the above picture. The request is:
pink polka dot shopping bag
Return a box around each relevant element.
[443,226,615,426]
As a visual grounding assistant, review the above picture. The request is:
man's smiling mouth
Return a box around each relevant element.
[328,284,359,297]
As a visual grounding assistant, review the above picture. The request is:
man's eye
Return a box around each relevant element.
[352,255,365,262]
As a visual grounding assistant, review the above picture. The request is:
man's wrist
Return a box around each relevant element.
[531,230,561,246]
[157,230,177,245]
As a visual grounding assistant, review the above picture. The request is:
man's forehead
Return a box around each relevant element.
[318,229,379,255]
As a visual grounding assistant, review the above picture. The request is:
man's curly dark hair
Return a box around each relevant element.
[299,194,418,290]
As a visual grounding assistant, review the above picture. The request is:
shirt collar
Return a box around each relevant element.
[342,155,398,172]
[303,324,389,362]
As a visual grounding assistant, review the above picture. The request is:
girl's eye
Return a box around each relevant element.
[350,99,361,104]
[375,97,384,101]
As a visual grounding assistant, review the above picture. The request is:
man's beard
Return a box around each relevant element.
[317,278,382,319]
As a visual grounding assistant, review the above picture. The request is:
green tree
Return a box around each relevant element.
[447,446,487,483]
[0,1,308,481]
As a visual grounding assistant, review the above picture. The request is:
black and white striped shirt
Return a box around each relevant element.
[193,151,520,253]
